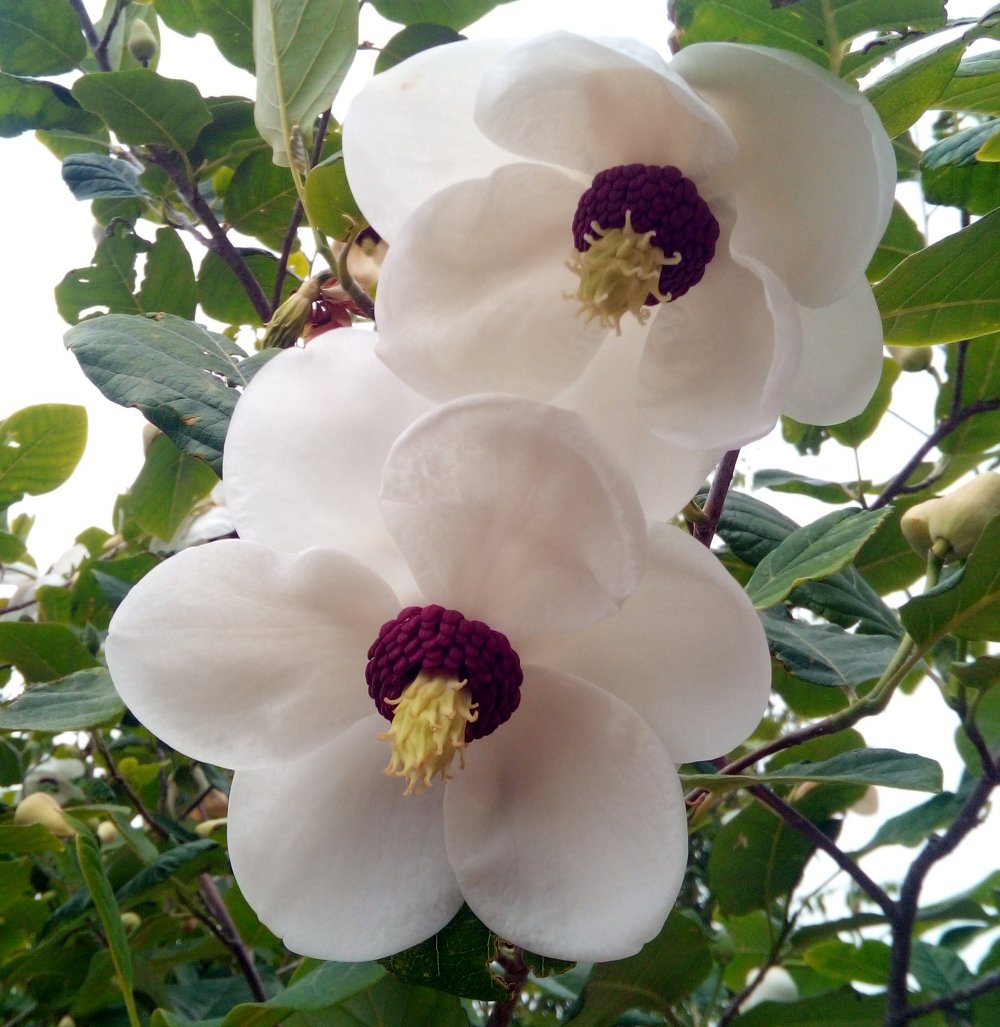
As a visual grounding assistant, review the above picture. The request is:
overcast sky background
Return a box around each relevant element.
[1,0,997,950]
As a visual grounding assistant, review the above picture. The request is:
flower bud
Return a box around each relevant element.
[127,21,158,66]
[14,792,76,837]
[262,279,322,349]
[902,474,1000,560]
[194,817,227,837]
[888,345,932,372]
[120,911,141,931]
[97,820,120,844]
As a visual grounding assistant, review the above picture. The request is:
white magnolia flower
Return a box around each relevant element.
[106,332,770,962]
[344,32,895,450]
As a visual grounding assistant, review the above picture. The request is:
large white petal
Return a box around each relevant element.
[380,396,647,638]
[342,39,516,240]
[782,277,885,425]
[106,541,398,770]
[375,163,607,403]
[445,667,688,961]
[475,31,736,179]
[224,330,429,598]
[554,321,721,519]
[637,226,802,450]
[520,524,772,763]
[229,715,463,960]
[672,42,895,307]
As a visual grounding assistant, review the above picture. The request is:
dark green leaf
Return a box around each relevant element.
[762,610,899,687]
[0,0,87,75]
[153,0,200,36]
[0,622,98,682]
[116,840,221,906]
[322,975,470,1027]
[224,149,298,250]
[0,668,123,731]
[371,0,513,30]
[876,207,1000,345]
[567,912,711,1025]
[55,223,145,324]
[75,830,133,987]
[64,313,254,474]
[827,358,900,448]
[381,904,505,1001]
[753,470,867,505]
[854,497,927,595]
[0,72,102,138]
[0,823,67,854]
[127,434,219,540]
[909,940,974,996]
[0,529,26,562]
[72,70,211,151]
[901,514,1000,643]
[867,200,924,281]
[935,333,1000,456]
[254,0,358,166]
[854,778,974,855]
[732,987,889,1026]
[200,0,254,73]
[746,509,890,610]
[375,24,465,73]
[139,227,198,318]
[0,403,87,505]
[198,249,297,327]
[191,96,263,167]
[62,152,145,200]
[305,155,364,239]
[952,654,1000,689]
[865,40,964,138]
[936,50,1000,116]
[922,120,1000,214]
[803,939,892,986]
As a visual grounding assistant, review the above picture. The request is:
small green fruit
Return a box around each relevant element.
[128,21,158,66]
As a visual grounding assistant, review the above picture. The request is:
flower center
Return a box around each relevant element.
[366,605,523,794]
[568,163,720,332]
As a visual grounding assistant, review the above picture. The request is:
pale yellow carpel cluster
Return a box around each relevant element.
[900,472,1000,560]
[567,211,681,334]
[379,672,479,795]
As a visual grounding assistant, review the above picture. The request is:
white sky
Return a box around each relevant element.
[1,0,997,957]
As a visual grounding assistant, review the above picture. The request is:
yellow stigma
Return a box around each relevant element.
[379,672,479,795]
[567,210,681,334]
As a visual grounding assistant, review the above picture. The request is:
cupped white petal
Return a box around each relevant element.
[445,666,688,961]
[520,524,771,763]
[106,541,398,770]
[672,42,895,307]
[637,223,802,450]
[375,163,607,403]
[782,277,885,425]
[224,330,430,597]
[343,39,516,240]
[229,714,463,960]
[554,320,721,518]
[475,31,736,179]
[380,396,647,638]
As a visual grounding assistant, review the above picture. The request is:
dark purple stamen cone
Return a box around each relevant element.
[366,605,522,741]
[572,163,720,304]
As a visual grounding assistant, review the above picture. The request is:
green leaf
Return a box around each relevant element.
[685,748,942,794]
[0,823,67,855]
[746,509,890,610]
[0,529,26,562]
[567,912,711,1025]
[75,830,133,988]
[803,939,892,986]
[139,227,198,318]
[0,403,87,505]
[0,622,98,682]
[854,496,928,596]
[55,223,144,324]
[955,686,1000,774]
[116,840,221,906]
[201,0,255,73]
[219,961,386,1027]
[381,904,506,1001]
[370,0,513,30]
[865,40,965,138]
[762,610,899,687]
[198,249,297,327]
[253,0,358,166]
[72,70,211,151]
[921,120,1000,214]
[375,23,464,73]
[0,72,103,137]
[901,514,1000,643]
[854,778,973,855]
[732,987,890,1026]
[127,434,219,540]
[936,50,1000,116]
[62,152,145,200]
[827,358,900,449]
[223,148,298,249]
[0,0,87,75]
[935,333,1000,456]
[909,940,974,996]
[321,975,470,1027]
[0,668,123,731]
[305,155,363,239]
[867,200,924,281]
[64,313,255,474]
[752,470,867,505]
[876,207,1000,345]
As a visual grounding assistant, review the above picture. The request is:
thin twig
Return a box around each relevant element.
[91,732,170,841]
[199,873,269,1002]
[95,0,128,70]
[902,966,1000,1021]
[692,449,740,546]
[68,0,105,68]
[487,948,529,1027]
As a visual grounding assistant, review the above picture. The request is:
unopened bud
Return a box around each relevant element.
[262,279,323,349]
[194,817,227,837]
[127,21,158,66]
[97,820,120,844]
[14,792,76,837]
[120,911,141,930]
[888,345,932,372]
[901,473,1000,560]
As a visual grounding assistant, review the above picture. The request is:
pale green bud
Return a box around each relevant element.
[128,21,158,66]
